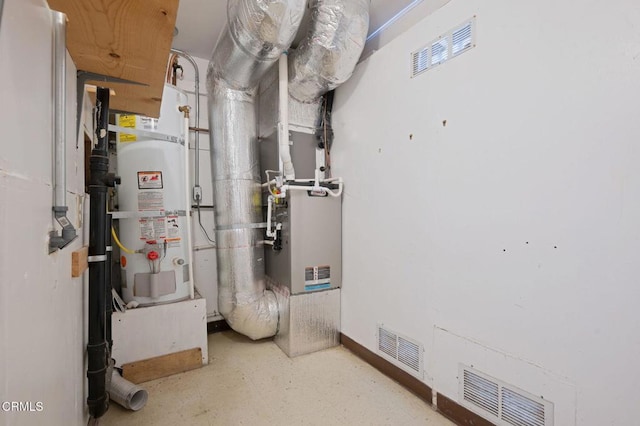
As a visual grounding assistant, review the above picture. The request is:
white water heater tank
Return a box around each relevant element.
[116,84,192,306]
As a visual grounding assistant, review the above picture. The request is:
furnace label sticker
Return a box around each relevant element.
[118,114,137,142]
[139,217,167,240]
[138,191,164,211]
[304,265,331,292]
[137,171,163,189]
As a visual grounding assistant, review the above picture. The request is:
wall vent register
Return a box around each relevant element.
[411,17,476,78]
[459,365,554,426]
[376,324,423,378]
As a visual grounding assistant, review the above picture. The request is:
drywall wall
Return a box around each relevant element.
[0,0,87,424]
[333,0,640,425]
[362,0,451,60]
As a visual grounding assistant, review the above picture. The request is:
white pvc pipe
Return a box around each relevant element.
[278,54,295,180]
[183,113,195,300]
[266,196,275,238]
[109,370,148,411]
[278,180,343,198]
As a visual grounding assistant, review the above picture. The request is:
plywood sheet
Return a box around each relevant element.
[47,0,178,117]
[122,348,202,384]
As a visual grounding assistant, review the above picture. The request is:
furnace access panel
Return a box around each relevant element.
[265,190,342,295]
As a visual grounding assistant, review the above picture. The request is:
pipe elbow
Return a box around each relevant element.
[223,290,279,340]
[288,0,370,102]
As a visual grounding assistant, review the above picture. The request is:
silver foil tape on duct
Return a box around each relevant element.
[288,0,370,103]
[208,0,305,340]
[269,278,341,357]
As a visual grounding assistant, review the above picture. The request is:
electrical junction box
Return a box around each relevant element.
[265,189,342,295]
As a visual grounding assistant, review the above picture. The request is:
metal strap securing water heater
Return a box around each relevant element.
[109,210,187,219]
[107,124,185,145]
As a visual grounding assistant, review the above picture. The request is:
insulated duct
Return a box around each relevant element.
[207,0,305,340]
[288,0,370,103]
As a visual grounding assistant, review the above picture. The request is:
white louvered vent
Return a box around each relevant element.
[378,327,397,359]
[430,38,448,66]
[377,325,423,377]
[501,388,546,426]
[452,21,473,56]
[410,17,476,78]
[411,47,429,77]
[463,369,499,417]
[459,365,554,426]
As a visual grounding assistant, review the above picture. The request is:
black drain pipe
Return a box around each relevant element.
[106,214,113,353]
[87,87,119,418]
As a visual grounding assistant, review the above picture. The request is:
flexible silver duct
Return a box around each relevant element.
[288,0,370,103]
[207,0,305,340]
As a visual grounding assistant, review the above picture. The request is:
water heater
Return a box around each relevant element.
[115,84,192,306]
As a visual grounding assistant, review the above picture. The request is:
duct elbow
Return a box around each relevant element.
[223,290,279,340]
[288,0,370,103]
[208,0,306,91]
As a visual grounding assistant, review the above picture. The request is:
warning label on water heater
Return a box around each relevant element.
[138,191,164,211]
[139,217,166,240]
[139,216,181,247]
[138,171,163,189]
[118,114,137,142]
[166,216,180,239]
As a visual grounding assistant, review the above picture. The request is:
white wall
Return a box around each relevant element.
[333,1,640,425]
[173,55,220,320]
[0,0,87,424]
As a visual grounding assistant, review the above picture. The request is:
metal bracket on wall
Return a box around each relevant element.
[76,71,148,143]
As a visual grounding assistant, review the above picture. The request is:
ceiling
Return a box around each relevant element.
[171,0,420,60]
